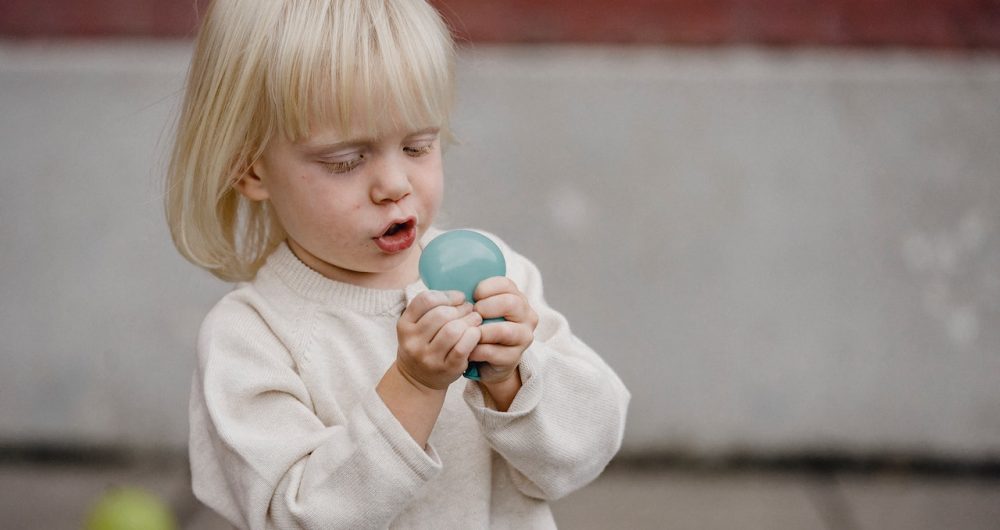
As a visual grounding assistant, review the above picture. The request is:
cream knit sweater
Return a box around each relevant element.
[189,229,630,529]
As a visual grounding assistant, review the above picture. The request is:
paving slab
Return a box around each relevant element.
[551,467,829,530]
[0,460,191,529]
[184,505,234,530]
[836,472,1000,530]
[163,466,835,530]
[4,460,999,529]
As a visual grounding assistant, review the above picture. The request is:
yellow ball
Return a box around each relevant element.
[85,487,177,530]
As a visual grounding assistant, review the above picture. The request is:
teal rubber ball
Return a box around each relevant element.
[419,230,506,380]
[419,230,506,304]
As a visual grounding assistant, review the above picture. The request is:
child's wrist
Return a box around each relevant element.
[377,362,448,447]
[392,361,446,396]
[479,367,521,412]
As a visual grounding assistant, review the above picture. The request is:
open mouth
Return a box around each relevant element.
[383,222,409,237]
[373,218,417,253]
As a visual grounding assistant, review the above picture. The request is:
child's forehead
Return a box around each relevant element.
[275,74,448,148]
[295,121,440,148]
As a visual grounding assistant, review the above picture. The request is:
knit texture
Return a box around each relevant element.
[189,228,631,529]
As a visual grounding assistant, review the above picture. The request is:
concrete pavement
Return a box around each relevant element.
[2,456,998,529]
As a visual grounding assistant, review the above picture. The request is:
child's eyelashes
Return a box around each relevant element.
[319,142,435,174]
[403,143,434,157]
[321,156,364,174]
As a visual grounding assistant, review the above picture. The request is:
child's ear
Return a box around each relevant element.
[233,162,270,201]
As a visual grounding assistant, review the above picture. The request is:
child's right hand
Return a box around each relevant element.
[396,290,483,390]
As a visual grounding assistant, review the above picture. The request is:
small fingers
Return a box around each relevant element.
[445,326,482,371]
[429,311,483,354]
[474,293,526,322]
[401,290,466,324]
[478,321,533,347]
[473,276,518,302]
[416,302,474,336]
[469,343,519,365]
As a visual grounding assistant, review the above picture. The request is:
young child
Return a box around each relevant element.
[165,1,630,528]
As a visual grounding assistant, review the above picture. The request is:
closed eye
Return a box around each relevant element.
[403,129,438,157]
[403,143,434,157]
[320,154,364,174]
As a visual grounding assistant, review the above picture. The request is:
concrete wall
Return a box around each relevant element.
[2,41,998,458]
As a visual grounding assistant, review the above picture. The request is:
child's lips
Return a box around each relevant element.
[373,218,417,253]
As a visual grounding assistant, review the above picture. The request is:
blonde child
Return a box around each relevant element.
[166,0,630,528]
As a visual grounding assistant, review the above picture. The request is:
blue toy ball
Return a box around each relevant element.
[419,230,506,380]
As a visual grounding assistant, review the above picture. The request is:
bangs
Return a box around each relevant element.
[266,0,455,143]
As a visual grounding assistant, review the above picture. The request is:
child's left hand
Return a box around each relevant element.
[470,277,539,385]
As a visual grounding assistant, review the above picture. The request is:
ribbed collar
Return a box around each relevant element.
[258,227,443,315]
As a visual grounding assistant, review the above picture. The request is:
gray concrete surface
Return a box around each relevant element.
[1,41,999,458]
[1,458,998,529]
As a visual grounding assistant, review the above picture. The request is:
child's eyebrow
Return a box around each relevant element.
[300,127,440,154]
[408,127,441,136]
[300,138,370,154]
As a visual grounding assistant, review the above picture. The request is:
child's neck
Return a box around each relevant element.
[287,238,420,290]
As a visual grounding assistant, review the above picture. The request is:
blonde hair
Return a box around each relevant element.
[166,0,456,281]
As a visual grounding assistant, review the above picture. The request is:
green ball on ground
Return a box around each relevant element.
[85,487,177,530]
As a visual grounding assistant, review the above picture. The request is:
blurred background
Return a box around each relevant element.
[1,1,999,528]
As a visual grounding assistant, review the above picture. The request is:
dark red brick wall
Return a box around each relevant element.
[0,0,210,38]
[2,0,998,48]
[434,0,1000,48]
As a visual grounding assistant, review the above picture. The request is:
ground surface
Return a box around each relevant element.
[2,457,998,529]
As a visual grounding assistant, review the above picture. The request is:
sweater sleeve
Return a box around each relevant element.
[189,297,442,530]
[461,240,631,501]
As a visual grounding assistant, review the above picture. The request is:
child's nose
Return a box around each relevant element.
[370,155,412,203]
